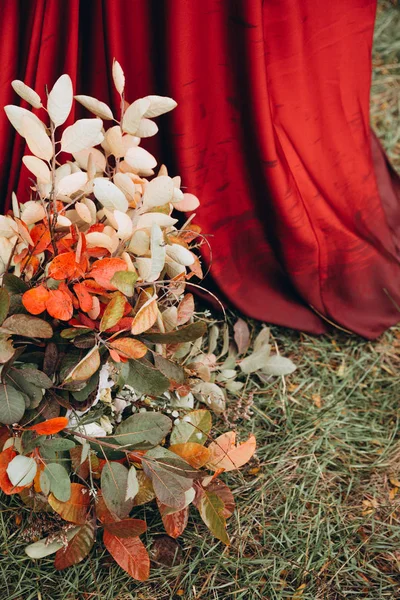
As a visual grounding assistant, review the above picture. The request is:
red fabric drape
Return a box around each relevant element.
[0,0,399,339]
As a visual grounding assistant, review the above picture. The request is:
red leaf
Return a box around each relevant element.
[104,519,147,538]
[54,520,95,570]
[233,318,250,355]
[89,258,128,290]
[103,529,150,581]
[73,283,93,313]
[158,503,189,539]
[28,417,68,435]
[0,447,25,495]
[46,289,73,321]
[177,294,195,326]
[22,285,49,315]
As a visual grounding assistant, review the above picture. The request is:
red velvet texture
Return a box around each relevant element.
[0,0,399,338]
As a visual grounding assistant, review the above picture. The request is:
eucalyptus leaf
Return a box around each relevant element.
[114,412,172,449]
[42,463,71,501]
[154,355,185,384]
[263,355,296,376]
[1,314,53,338]
[0,383,25,424]
[126,359,169,396]
[6,455,37,487]
[110,271,138,297]
[2,274,29,294]
[0,288,10,325]
[101,462,134,518]
[142,321,207,344]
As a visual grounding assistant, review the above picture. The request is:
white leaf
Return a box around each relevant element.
[165,244,194,266]
[21,201,46,225]
[162,306,178,331]
[61,119,104,154]
[172,187,184,202]
[263,355,296,376]
[122,134,140,154]
[125,146,157,172]
[134,118,158,138]
[112,59,125,95]
[75,201,92,224]
[47,74,73,127]
[54,164,71,185]
[125,465,139,501]
[253,327,270,352]
[22,117,53,161]
[165,256,186,278]
[93,178,128,212]
[114,210,133,240]
[148,223,166,282]
[142,176,174,208]
[85,232,115,252]
[55,215,72,228]
[22,156,51,183]
[136,212,177,229]
[103,125,125,158]
[82,197,97,222]
[0,216,17,238]
[4,105,45,136]
[135,257,152,280]
[73,148,106,173]
[88,296,100,320]
[0,238,13,273]
[11,80,42,108]
[11,192,20,218]
[128,230,150,255]
[25,528,80,559]
[6,455,37,487]
[74,95,113,120]
[122,98,150,135]
[143,95,177,118]
[239,345,271,374]
[172,192,200,212]
[193,381,226,414]
[57,172,88,196]
[113,172,136,203]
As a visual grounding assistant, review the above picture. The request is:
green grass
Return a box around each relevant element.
[1,3,400,599]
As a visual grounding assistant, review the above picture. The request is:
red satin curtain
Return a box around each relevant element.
[0,0,399,338]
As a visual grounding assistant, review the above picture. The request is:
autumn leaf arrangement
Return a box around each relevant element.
[0,62,262,581]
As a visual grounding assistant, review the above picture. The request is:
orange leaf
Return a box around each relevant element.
[131,297,158,335]
[109,338,148,360]
[177,294,194,326]
[48,251,78,280]
[170,443,211,469]
[207,432,256,472]
[46,289,73,320]
[20,254,40,277]
[22,285,49,315]
[158,503,189,539]
[28,417,68,435]
[48,483,90,524]
[30,223,51,254]
[73,283,93,313]
[89,258,127,290]
[104,519,147,538]
[100,292,126,332]
[33,462,45,493]
[0,447,25,495]
[103,529,150,581]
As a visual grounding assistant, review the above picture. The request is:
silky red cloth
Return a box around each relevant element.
[0,0,399,338]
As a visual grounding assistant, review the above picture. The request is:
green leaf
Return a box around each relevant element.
[71,371,99,402]
[1,314,53,338]
[239,345,271,374]
[126,359,169,396]
[263,355,296,376]
[18,367,53,389]
[42,463,71,501]
[142,447,195,509]
[40,438,76,452]
[100,292,126,332]
[60,327,92,340]
[170,409,212,445]
[2,274,29,294]
[6,368,44,408]
[54,520,95,570]
[73,334,96,349]
[101,462,134,518]
[8,294,27,315]
[114,412,172,449]
[153,354,185,384]
[111,270,138,297]
[21,430,45,454]
[6,455,37,486]
[0,288,10,325]
[0,383,25,424]
[141,321,207,344]
[197,490,230,545]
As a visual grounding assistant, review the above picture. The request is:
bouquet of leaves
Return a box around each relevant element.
[0,62,257,581]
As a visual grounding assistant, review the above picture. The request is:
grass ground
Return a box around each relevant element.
[1,3,400,599]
